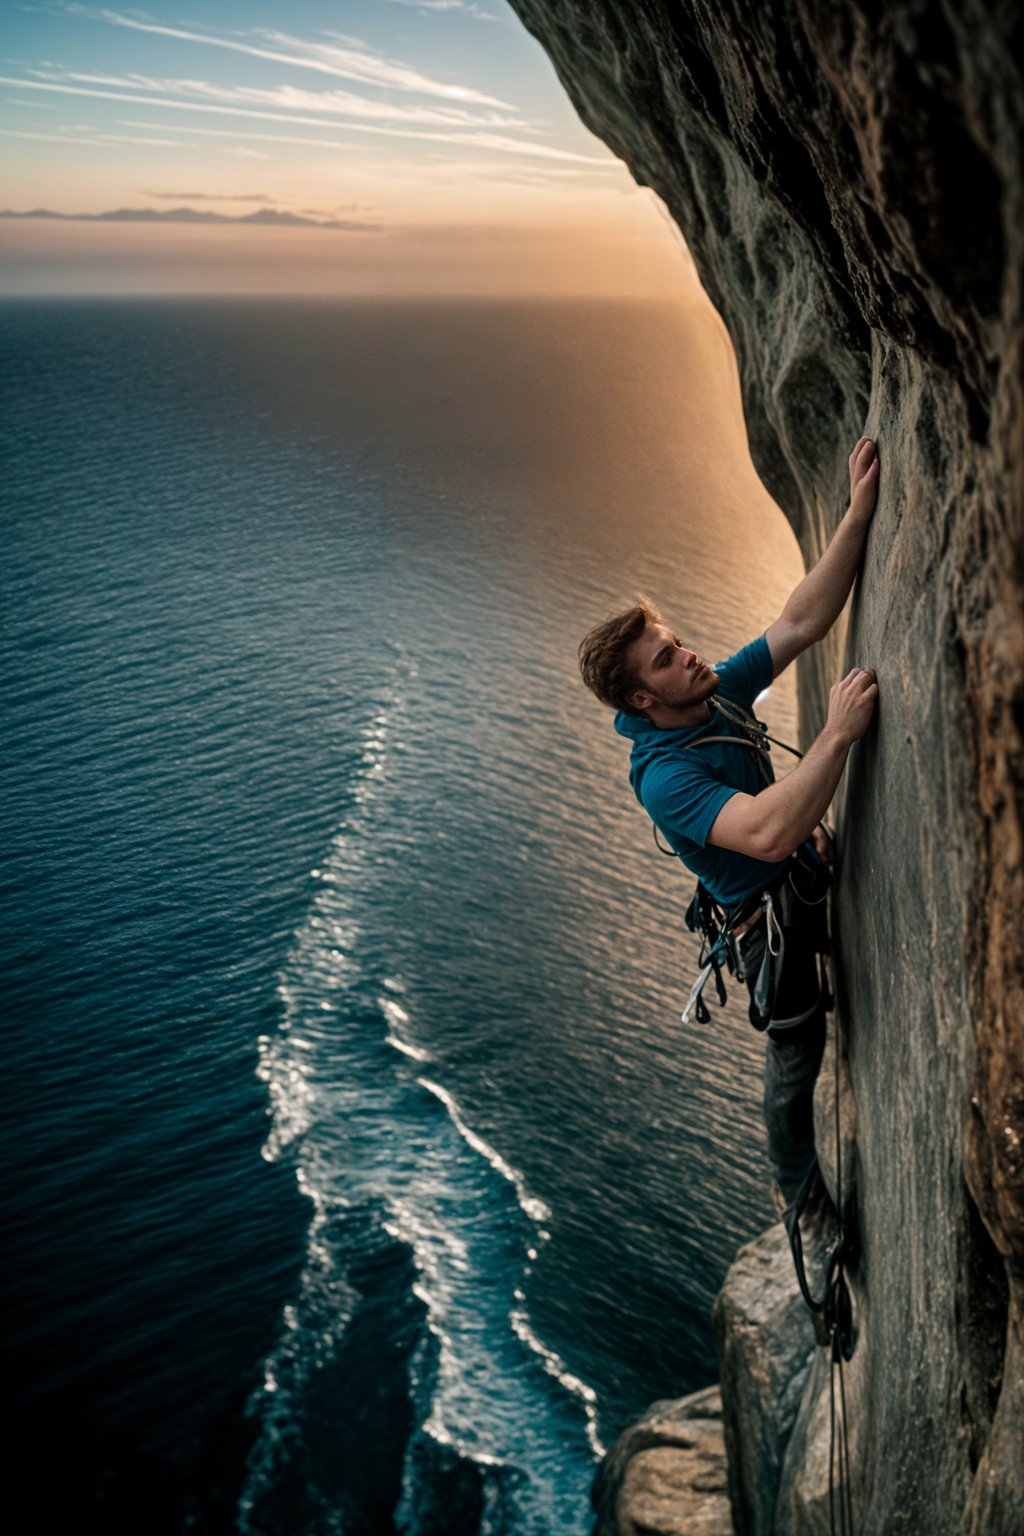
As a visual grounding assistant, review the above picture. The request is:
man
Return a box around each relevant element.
[578,437,880,1213]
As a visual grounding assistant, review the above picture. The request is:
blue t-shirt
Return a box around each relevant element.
[614,635,790,907]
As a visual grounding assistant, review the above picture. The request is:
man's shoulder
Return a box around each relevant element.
[714,634,773,704]
[638,736,742,853]
[637,743,721,804]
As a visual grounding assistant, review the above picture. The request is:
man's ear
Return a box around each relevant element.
[625,688,652,712]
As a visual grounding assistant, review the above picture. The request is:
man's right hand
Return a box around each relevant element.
[826,667,878,745]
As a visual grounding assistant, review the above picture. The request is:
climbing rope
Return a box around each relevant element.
[826,998,855,1536]
[650,690,857,1522]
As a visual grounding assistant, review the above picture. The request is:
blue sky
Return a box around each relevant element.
[0,2,695,293]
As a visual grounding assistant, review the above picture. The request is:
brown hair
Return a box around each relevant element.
[578,599,662,716]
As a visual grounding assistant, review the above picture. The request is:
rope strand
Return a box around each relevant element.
[828,1007,855,1536]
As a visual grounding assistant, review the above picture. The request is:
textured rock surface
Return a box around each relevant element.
[713,1225,815,1534]
[506,2,1023,1532]
[592,1385,733,1536]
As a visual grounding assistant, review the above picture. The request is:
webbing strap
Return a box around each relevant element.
[827,999,856,1536]
[710,694,805,760]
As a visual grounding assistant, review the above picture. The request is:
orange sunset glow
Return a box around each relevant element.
[0,2,695,297]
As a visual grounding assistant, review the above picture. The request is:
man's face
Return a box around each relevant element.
[626,621,720,714]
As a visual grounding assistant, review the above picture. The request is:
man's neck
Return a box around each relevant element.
[645,698,714,730]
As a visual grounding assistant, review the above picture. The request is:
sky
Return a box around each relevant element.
[0,1,700,295]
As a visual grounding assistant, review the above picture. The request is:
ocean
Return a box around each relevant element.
[1,296,801,1533]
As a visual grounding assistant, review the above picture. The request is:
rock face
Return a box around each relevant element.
[591,1386,733,1536]
[506,3,1023,1532]
[712,1224,815,1533]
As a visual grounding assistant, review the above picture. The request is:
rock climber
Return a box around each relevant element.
[577,437,880,1215]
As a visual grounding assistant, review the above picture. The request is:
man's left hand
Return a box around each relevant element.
[849,437,880,523]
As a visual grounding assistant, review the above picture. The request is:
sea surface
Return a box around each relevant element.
[1,297,802,1534]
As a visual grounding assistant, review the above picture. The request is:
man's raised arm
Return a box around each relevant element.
[765,437,880,677]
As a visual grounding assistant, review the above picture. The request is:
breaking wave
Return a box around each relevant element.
[241,669,600,1534]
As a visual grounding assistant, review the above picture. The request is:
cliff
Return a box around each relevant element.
[505,2,1023,1531]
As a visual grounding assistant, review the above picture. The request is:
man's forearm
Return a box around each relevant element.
[708,722,853,863]
[754,726,851,859]
[781,507,872,642]
[765,440,879,674]
[709,660,878,865]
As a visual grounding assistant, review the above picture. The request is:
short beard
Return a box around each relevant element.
[651,668,720,711]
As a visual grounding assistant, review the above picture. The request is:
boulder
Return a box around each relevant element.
[592,1385,733,1536]
[714,1225,815,1535]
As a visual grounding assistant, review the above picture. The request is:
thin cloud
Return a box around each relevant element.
[379,0,498,18]
[140,190,274,203]
[119,118,355,153]
[26,66,527,130]
[87,129,187,144]
[68,7,513,108]
[0,78,608,162]
[0,125,186,146]
[300,204,377,218]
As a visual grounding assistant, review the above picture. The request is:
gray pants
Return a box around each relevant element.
[763,1012,826,1203]
[741,902,829,1204]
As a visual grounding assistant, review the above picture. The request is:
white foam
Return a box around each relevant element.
[247,674,599,1528]
[420,1419,507,1469]
[256,1031,317,1161]
[379,995,433,1062]
[510,1309,606,1460]
[417,1076,553,1227]
[386,1032,432,1063]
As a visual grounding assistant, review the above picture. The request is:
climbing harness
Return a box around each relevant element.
[653,693,857,1528]
[657,695,833,1031]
